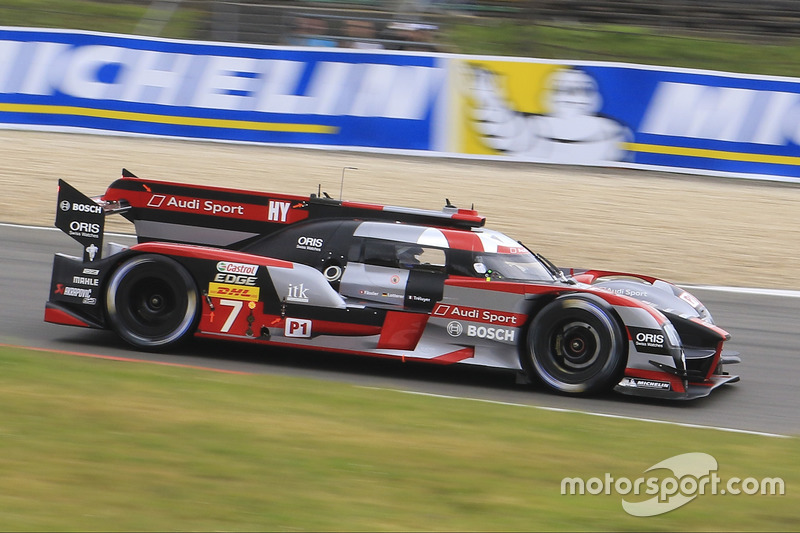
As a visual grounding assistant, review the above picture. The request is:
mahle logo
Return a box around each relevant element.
[561,452,785,517]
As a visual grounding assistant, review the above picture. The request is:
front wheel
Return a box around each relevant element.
[105,254,199,350]
[523,296,626,395]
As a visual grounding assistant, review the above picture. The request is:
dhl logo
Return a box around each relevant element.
[208,282,260,302]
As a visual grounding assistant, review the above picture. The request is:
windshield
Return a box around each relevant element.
[472,251,556,282]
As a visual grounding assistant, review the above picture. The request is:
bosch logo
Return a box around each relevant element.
[57,200,105,214]
[71,202,103,214]
[56,198,103,214]
[446,321,463,337]
[467,325,516,342]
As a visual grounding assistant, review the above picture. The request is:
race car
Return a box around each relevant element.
[45,170,740,400]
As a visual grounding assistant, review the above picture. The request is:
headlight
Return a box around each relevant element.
[663,322,682,347]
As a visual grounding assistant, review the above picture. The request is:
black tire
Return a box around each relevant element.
[523,295,626,395]
[105,254,199,350]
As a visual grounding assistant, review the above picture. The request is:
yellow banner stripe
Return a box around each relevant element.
[624,142,800,166]
[0,103,338,134]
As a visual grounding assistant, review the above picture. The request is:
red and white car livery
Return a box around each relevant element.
[45,171,740,400]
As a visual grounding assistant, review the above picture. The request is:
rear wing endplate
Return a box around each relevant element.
[54,179,107,262]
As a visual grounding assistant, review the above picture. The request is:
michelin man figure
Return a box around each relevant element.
[468,65,631,164]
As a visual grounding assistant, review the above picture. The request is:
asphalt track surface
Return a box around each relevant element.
[3,223,799,437]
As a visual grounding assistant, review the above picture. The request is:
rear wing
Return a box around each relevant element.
[56,169,487,255]
[55,179,107,262]
[100,170,310,249]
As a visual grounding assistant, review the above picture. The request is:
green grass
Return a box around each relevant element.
[0,345,797,531]
[0,0,203,40]
[445,21,800,77]
[4,1,800,77]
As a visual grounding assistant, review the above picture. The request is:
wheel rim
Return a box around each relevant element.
[527,297,625,394]
[127,276,180,326]
[555,321,601,371]
[106,255,198,348]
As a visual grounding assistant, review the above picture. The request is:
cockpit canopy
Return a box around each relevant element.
[241,219,557,283]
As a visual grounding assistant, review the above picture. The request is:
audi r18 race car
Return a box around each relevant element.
[45,170,740,400]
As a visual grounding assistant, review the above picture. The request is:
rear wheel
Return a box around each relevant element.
[105,254,199,350]
[523,295,626,395]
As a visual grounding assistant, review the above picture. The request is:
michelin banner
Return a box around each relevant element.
[0,27,445,150]
[3,28,800,181]
[455,58,800,181]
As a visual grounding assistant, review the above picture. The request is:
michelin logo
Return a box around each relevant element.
[0,39,443,120]
[641,81,800,146]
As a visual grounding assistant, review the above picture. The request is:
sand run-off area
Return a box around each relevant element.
[1,129,798,289]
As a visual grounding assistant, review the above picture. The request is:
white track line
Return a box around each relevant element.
[5,221,796,298]
[362,388,791,439]
[7,221,791,437]
[683,284,800,299]
[1,221,134,239]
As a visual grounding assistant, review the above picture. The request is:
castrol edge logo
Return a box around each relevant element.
[217,261,258,276]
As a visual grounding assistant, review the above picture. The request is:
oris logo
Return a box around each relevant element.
[630,327,671,355]
[61,201,103,214]
[296,236,324,251]
[297,236,323,247]
[635,332,665,345]
[69,221,101,234]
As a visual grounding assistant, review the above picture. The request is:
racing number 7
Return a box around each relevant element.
[218,299,243,333]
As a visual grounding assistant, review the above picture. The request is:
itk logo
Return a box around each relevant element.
[286,283,309,303]
[561,452,785,517]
